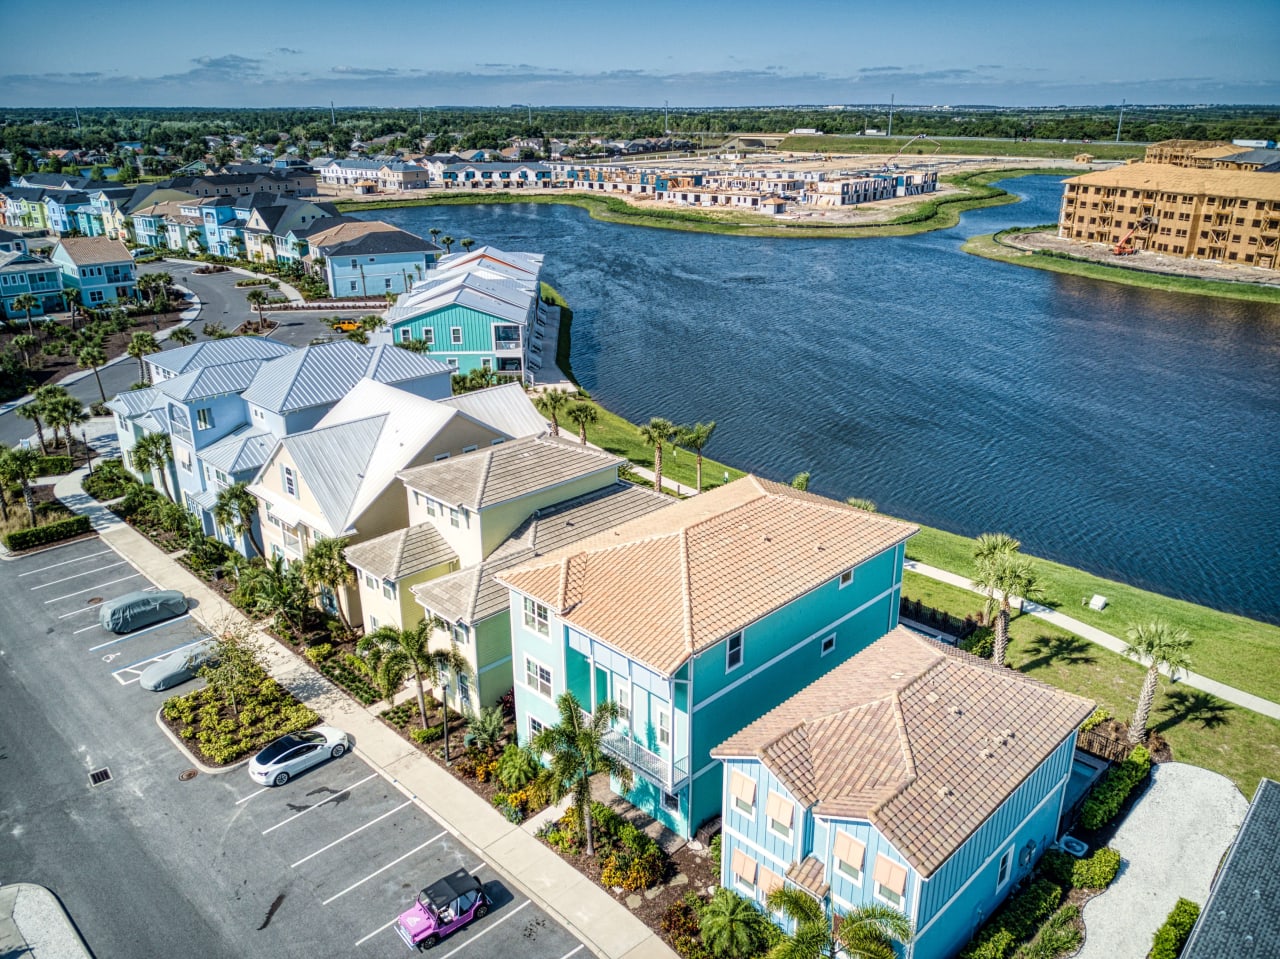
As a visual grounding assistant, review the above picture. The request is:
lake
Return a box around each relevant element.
[357,177,1280,624]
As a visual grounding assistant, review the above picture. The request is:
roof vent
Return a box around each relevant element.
[950,705,963,716]
[937,786,952,798]
[762,535,771,543]
[925,692,939,704]
[890,671,903,679]
[981,748,995,759]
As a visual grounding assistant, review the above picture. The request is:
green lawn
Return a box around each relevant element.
[964,231,1280,306]
[904,524,1280,703]
[902,572,1280,798]
[777,135,1145,162]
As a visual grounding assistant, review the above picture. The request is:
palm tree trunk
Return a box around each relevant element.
[653,445,663,494]
[993,609,1010,666]
[1129,666,1159,744]
[92,366,106,402]
[32,419,47,456]
[412,668,430,729]
[695,452,703,493]
[155,464,172,501]
[0,488,10,522]
[579,423,587,445]
[21,482,36,527]
[25,310,34,336]
[579,784,594,856]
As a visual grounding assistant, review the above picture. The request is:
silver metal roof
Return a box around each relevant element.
[148,337,294,377]
[282,415,387,534]
[155,359,266,402]
[199,426,277,476]
[439,383,547,439]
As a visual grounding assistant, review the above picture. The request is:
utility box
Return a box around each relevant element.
[1088,594,1108,611]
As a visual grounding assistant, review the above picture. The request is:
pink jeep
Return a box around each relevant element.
[395,869,489,950]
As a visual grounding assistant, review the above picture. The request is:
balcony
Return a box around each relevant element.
[601,727,689,793]
[494,339,523,353]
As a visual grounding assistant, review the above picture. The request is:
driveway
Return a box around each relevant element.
[1074,762,1247,959]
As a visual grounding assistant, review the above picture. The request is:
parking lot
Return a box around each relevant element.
[0,537,586,959]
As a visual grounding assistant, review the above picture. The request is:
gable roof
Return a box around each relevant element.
[397,435,620,511]
[413,482,672,625]
[345,523,458,582]
[154,358,266,402]
[439,383,548,438]
[387,272,534,325]
[434,245,543,277]
[198,425,278,476]
[54,236,132,265]
[240,341,449,414]
[278,416,387,534]
[1181,778,1280,959]
[496,476,918,675]
[713,627,1095,877]
[147,336,294,377]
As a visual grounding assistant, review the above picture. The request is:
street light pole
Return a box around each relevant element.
[82,430,93,475]
[442,681,451,764]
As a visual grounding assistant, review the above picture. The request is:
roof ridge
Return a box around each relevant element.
[867,691,920,819]
[556,556,571,613]
[474,446,496,507]
[679,527,694,656]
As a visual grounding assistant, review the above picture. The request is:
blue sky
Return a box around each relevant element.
[2,0,1276,108]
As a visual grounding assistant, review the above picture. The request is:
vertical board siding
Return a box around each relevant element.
[821,818,915,920]
[720,760,801,872]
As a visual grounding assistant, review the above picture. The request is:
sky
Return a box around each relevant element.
[1,0,1277,109]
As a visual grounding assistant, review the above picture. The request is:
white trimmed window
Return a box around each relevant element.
[873,855,907,907]
[449,507,461,528]
[615,681,630,723]
[657,709,671,747]
[382,580,396,600]
[364,573,376,589]
[821,634,836,656]
[450,326,462,345]
[368,615,378,630]
[997,847,1013,890]
[725,632,743,672]
[729,771,756,817]
[730,849,757,895]
[833,831,865,884]
[451,622,469,645]
[524,656,552,698]
[423,328,434,345]
[523,597,549,636]
[196,408,213,430]
[281,465,297,497]
[766,791,794,841]
[527,714,545,742]
[839,568,854,588]
[399,328,411,343]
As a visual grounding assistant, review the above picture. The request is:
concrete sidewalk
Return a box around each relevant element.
[90,517,674,959]
[903,559,1280,721]
[0,883,92,959]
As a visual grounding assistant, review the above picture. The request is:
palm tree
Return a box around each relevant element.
[77,345,108,402]
[131,431,173,500]
[42,393,87,454]
[300,536,356,629]
[973,532,1022,621]
[358,620,470,730]
[18,386,69,455]
[460,237,475,252]
[1124,620,1193,745]
[676,421,716,492]
[237,554,309,639]
[428,227,442,245]
[62,286,82,325]
[245,288,269,331]
[213,482,262,556]
[12,334,38,368]
[764,886,912,959]
[440,235,454,253]
[360,314,386,334]
[12,293,39,335]
[127,331,161,381]
[564,401,598,446]
[535,389,570,438]
[971,553,1044,667]
[700,888,771,959]
[639,417,678,495]
[168,326,196,347]
[0,447,40,526]
[532,691,632,857]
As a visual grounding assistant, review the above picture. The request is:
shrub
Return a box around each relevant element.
[601,844,664,891]
[303,642,333,664]
[708,833,722,870]
[1016,904,1081,959]
[961,626,994,659]
[410,725,443,745]
[1148,898,1200,959]
[1080,746,1151,830]
[1036,849,1073,888]
[961,880,1063,959]
[1072,847,1122,889]
[496,743,540,789]
[963,930,1016,959]
[33,454,73,475]
[468,705,506,753]
[3,514,92,550]
[1080,708,1112,732]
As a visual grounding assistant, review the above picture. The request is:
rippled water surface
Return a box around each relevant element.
[360,178,1280,622]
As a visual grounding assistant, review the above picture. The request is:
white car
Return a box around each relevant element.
[248,726,349,786]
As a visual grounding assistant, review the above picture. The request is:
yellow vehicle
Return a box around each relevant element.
[332,318,361,332]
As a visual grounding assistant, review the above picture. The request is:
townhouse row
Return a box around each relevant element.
[1,234,136,319]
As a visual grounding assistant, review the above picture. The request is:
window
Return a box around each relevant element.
[281,465,297,497]
[481,358,492,371]
[447,358,458,369]
[457,672,470,708]
[615,681,631,723]
[450,326,463,345]
[662,792,680,812]
[434,453,450,462]
[821,634,836,656]
[399,328,411,343]
[524,656,552,698]
[382,580,396,600]
[834,831,865,884]
[997,847,1013,889]
[364,573,376,589]
[423,329,434,345]
[657,709,671,747]
[384,278,393,290]
[196,408,213,430]
[350,258,358,268]
[731,849,757,894]
[462,445,478,453]
[729,771,756,817]
[725,632,743,672]
[451,622,469,645]
[527,715,545,742]
[350,281,358,292]
[425,499,437,517]
[449,507,461,528]
[766,791,794,841]
[523,597,549,635]
[873,855,907,907]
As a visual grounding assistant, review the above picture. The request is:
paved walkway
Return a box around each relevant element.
[903,559,1280,721]
[0,884,92,959]
[1074,763,1246,959]
[64,481,673,959]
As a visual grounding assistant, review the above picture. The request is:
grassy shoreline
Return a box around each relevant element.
[964,229,1280,305]
[335,168,1072,240]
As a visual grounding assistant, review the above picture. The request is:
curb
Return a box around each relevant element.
[153,707,246,776]
[0,882,94,959]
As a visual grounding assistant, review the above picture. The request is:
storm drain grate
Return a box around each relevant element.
[89,768,112,786]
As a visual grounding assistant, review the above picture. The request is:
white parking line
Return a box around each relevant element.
[73,622,104,634]
[353,916,401,948]
[59,604,106,619]
[438,900,531,959]
[87,614,191,651]
[555,946,585,959]
[289,800,412,868]
[111,638,211,685]
[262,773,378,834]
[18,548,112,576]
[236,787,270,806]
[320,833,446,905]
[44,573,141,604]
[29,561,126,589]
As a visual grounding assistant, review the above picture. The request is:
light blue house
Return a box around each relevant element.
[306,220,440,298]
[50,236,135,307]
[0,250,64,319]
[712,627,1094,959]
[496,477,919,838]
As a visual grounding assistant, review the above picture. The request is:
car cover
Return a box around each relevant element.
[98,589,188,632]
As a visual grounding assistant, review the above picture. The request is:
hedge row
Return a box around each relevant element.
[34,454,74,475]
[1149,898,1200,959]
[1039,847,1123,890]
[960,879,1063,959]
[4,514,92,550]
[1080,746,1151,830]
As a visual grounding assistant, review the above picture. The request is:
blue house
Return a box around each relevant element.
[0,250,64,320]
[50,236,135,307]
[712,627,1094,959]
[495,477,918,838]
[307,220,440,298]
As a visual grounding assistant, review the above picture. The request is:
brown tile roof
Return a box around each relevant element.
[495,476,917,675]
[345,522,457,582]
[55,236,132,265]
[306,219,399,247]
[1065,162,1280,202]
[786,856,829,899]
[397,435,620,511]
[712,627,1094,877]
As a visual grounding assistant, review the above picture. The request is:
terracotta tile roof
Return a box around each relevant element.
[786,856,829,899]
[1066,162,1280,201]
[495,476,917,675]
[713,627,1094,877]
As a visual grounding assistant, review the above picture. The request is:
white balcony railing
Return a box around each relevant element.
[600,727,689,793]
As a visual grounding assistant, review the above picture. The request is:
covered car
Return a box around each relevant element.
[97,589,188,633]
[396,869,489,949]
[139,638,219,691]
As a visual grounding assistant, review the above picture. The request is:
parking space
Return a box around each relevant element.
[266,310,368,349]
[2,536,587,959]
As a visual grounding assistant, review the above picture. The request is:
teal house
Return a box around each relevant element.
[50,236,135,308]
[496,477,918,838]
[712,627,1094,958]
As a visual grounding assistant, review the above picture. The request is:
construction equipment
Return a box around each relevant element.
[881,134,941,171]
[1113,215,1158,256]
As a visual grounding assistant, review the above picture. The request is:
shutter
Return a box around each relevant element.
[757,864,784,896]
[731,848,756,885]
[766,791,794,828]
[730,772,756,806]
[873,855,907,896]
[833,831,865,870]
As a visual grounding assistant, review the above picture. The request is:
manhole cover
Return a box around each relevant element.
[87,597,103,605]
[178,769,198,782]
[89,768,112,786]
